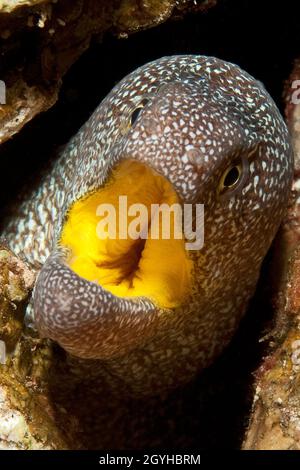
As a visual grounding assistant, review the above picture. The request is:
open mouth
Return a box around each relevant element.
[60,160,192,309]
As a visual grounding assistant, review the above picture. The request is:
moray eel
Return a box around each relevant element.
[2,56,293,395]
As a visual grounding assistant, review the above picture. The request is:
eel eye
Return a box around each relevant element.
[218,158,249,199]
[221,164,242,188]
[130,98,149,126]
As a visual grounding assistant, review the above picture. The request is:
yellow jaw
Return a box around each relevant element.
[60,160,192,309]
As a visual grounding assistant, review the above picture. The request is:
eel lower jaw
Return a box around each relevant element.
[33,248,160,359]
[33,160,193,359]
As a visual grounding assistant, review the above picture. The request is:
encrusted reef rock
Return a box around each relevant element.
[0,0,217,144]
[0,247,72,449]
[243,248,300,450]
[0,247,35,353]
[243,64,300,450]
[0,373,68,449]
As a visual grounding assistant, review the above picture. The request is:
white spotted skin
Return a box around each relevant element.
[1,56,293,395]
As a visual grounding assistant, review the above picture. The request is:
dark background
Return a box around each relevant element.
[0,0,299,447]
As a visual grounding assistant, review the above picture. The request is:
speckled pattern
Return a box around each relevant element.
[1,56,293,395]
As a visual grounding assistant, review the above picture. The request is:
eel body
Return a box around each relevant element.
[2,56,293,395]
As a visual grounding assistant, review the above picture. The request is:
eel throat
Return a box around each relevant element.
[60,160,192,309]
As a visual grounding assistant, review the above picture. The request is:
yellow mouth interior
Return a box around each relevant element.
[60,160,192,308]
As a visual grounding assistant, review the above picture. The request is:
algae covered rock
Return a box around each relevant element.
[0,0,217,144]
[243,65,300,450]
[0,246,72,449]
[0,246,35,352]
